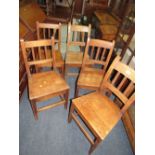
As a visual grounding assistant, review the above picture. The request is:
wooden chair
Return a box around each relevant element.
[20,37,69,120]
[68,56,135,154]
[75,38,115,97]
[65,22,91,77]
[36,22,65,77]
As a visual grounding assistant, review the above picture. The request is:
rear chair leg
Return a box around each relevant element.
[75,86,79,98]
[64,89,69,109]
[68,103,75,123]
[61,65,65,78]
[30,101,38,120]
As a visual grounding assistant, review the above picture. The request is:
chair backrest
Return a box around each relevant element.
[36,22,61,51]
[67,22,91,52]
[20,37,55,78]
[100,56,135,114]
[81,38,115,75]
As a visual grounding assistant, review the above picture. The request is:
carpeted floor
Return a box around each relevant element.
[19,75,134,155]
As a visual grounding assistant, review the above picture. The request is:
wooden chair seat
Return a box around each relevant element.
[77,70,103,89]
[65,51,83,66]
[29,71,69,101]
[72,92,122,139]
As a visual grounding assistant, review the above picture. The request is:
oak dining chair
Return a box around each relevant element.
[68,56,135,154]
[36,21,65,77]
[20,37,69,120]
[75,38,115,97]
[65,22,91,78]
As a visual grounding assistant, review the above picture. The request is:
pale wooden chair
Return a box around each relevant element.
[65,22,91,78]
[75,38,115,97]
[20,37,69,120]
[68,56,135,154]
[36,21,65,77]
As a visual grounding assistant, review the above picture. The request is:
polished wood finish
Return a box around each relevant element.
[36,22,64,77]
[68,56,135,154]
[75,38,115,97]
[65,22,91,77]
[99,24,118,41]
[20,38,69,120]
[20,2,46,32]
[94,11,120,26]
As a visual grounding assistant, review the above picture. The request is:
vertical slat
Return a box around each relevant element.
[44,46,48,59]
[38,46,41,59]
[124,82,134,97]
[82,32,85,42]
[53,29,56,38]
[31,47,35,60]
[101,48,107,61]
[43,28,46,39]
[74,31,77,42]
[117,77,127,90]
[48,28,51,39]
[90,46,94,59]
[95,47,101,60]
[112,72,120,85]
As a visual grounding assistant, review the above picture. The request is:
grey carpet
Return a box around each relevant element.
[19,75,134,155]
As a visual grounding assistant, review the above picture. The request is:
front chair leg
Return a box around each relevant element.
[68,103,75,123]
[30,101,38,120]
[88,138,101,155]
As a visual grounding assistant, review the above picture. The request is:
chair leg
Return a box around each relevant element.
[88,138,101,155]
[30,101,38,120]
[75,86,80,98]
[65,65,68,80]
[64,89,69,109]
[68,103,75,123]
[61,65,65,78]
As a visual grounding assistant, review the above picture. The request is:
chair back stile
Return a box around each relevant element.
[20,37,55,78]
[81,38,115,75]
[100,56,135,114]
